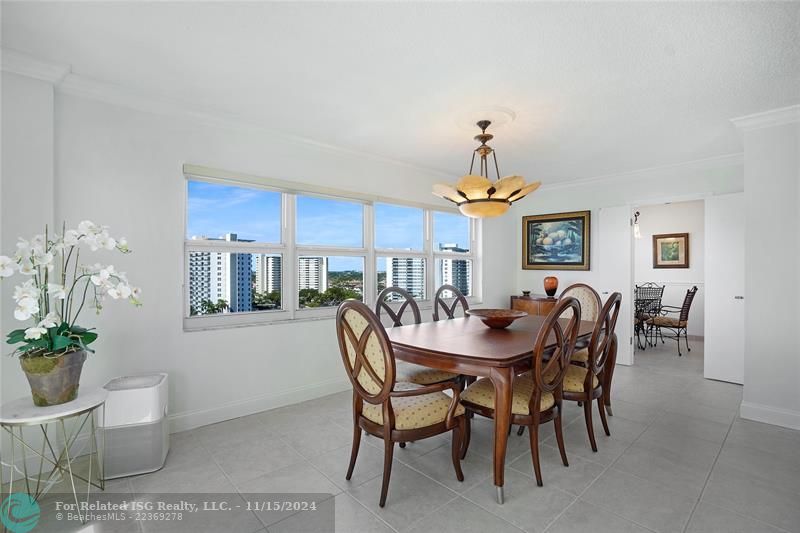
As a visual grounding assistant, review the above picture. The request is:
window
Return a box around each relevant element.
[296,195,363,247]
[433,211,470,253]
[377,257,426,300]
[184,169,479,329]
[187,181,281,243]
[375,203,423,250]
[435,258,473,297]
[185,179,285,323]
[298,256,364,308]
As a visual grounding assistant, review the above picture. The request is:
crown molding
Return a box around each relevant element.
[731,104,800,132]
[0,48,71,84]
[540,153,743,192]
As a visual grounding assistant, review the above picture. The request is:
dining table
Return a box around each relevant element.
[387,313,595,504]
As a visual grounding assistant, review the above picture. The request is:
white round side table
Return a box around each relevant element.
[1,388,108,524]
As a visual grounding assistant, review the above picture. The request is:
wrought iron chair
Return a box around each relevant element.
[634,282,664,350]
[646,286,698,356]
[336,300,465,506]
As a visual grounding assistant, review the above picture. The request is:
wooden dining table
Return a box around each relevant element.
[387,314,595,503]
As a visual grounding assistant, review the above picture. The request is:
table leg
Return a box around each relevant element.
[489,367,514,504]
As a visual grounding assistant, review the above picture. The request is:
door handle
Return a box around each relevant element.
[734,296,744,300]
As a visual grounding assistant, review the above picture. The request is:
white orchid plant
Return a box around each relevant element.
[1,221,141,358]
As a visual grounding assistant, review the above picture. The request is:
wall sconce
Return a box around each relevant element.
[633,211,642,239]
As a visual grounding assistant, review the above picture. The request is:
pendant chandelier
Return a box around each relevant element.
[433,120,541,218]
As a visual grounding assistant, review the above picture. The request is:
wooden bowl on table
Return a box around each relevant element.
[466,309,528,329]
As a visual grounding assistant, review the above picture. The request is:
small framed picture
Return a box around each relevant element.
[653,233,689,269]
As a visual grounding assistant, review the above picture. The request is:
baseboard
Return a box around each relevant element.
[168,377,351,433]
[740,401,800,430]
[688,335,704,341]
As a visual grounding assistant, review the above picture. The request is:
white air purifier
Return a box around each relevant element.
[98,373,169,480]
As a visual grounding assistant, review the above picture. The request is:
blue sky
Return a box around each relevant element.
[188,180,469,272]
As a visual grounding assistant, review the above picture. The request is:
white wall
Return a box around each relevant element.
[1,72,54,400]
[737,107,800,430]
[0,75,515,433]
[633,200,705,337]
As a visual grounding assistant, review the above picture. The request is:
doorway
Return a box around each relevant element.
[631,200,706,368]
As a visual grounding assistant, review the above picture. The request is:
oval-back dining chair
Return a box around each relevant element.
[559,292,621,452]
[560,283,602,362]
[460,296,582,487]
[336,300,466,507]
[375,286,421,327]
[432,284,470,321]
[374,287,460,411]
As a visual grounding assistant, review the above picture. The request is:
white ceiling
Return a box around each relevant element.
[3,2,799,183]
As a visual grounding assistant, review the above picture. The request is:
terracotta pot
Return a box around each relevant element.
[543,276,559,297]
[20,349,87,406]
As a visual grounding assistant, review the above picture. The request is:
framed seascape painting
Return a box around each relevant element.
[522,210,590,270]
[653,232,689,268]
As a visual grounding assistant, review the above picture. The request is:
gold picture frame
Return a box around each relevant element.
[653,232,689,269]
[522,210,591,270]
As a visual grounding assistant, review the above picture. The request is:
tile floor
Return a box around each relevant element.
[20,339,800,532]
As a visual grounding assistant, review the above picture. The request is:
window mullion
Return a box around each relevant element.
[364,203,376,306]
[285,192,297,319]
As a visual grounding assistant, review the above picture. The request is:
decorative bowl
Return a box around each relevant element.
[466,309,528,329]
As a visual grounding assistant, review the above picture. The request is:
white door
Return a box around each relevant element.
[704,192,745,383]
[595,205,634,365]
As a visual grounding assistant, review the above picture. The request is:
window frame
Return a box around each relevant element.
[182,169,481,331]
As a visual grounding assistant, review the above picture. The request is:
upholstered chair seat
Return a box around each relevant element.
[461,375,555,415]
[362,381,466,430]
[571,347,589,364]
[396,361,460,386]
[647,316,687,328]
[542,365,599,393]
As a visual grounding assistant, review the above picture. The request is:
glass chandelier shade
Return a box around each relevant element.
[433,120,541,218]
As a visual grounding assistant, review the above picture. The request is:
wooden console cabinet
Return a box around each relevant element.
[510,294,558,316]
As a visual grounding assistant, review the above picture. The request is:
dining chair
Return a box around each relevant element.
[432,284,470,321]
[376,287,460,381]
[646,286,697,356]
[460,296,582,487]
[336,300,466,507]
[375,287,461,448]
[634,282,664,349]
[431,283,478,393]
[557,292,622,452]
[560,283,601,363]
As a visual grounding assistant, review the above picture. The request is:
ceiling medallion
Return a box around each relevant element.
[433,120,540,218]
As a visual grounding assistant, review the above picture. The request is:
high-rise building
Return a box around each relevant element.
[188,233,253,314]
[438,243,471,296]
[254,255,282,294]
[385,257,425,299]
[298,256,328,292]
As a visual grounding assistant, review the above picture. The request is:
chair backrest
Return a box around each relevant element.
[635,282,664,316]
[679,286,698,322]
[529,296,582,412]
[560,283,601,322]
[586,292,622,379]
[336,300,395,404]
[375,287,421,327]
[432,284,470,321]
